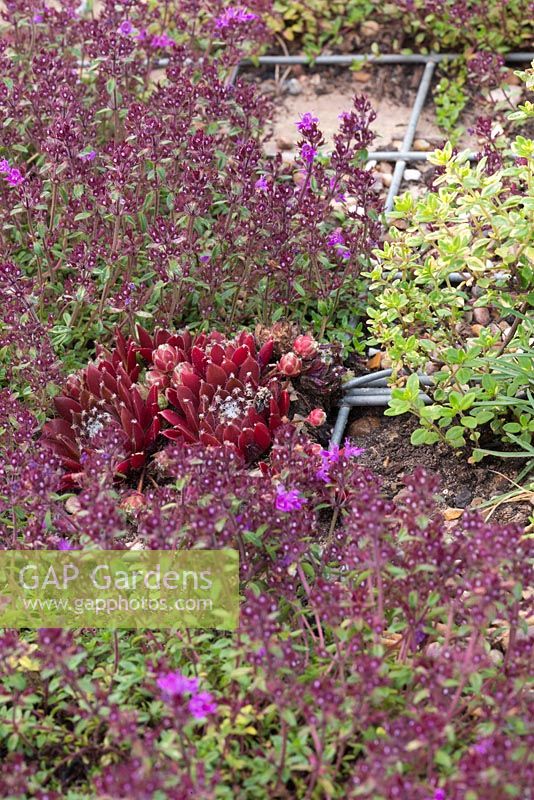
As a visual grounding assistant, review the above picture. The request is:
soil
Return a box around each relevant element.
[259,64,449,154]
[241,62,525,199]
[345,409,533,529]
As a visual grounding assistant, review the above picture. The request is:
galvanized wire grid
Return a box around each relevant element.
[238,51,534,445]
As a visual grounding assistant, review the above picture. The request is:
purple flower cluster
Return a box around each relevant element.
[0,159,24,187]
[315,440,365,482]
[275,485,307,511]
[157,670,217,720]
[215,6,259,29]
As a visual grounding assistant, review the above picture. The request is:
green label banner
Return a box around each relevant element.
[0,550,239,630]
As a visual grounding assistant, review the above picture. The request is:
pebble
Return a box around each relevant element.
[471,324,484,336]
[285,78,303,96]
[276,136,294,151]
[404,168,421,181]
[413,138,432,151]
[377,161,393,174]
[353,70,372,83]
[381,172,393,187]
[454,487,473,508]
[489,649,504,666]
[259,79,277,97]
[489,85,522,105]
[473,307,490,325]
[349,416,382,437]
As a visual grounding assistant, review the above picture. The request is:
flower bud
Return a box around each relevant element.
[146,368,168,390]
[278,352,302,376]
[120,491,146,514]
[306,408,326,426]
[171,362,195,387]
[293,334,318,359]
[153,343,179,373]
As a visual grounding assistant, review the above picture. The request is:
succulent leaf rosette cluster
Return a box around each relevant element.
[41,327,335,484]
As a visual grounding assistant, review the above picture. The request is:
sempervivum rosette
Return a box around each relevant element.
[41,327,292,484]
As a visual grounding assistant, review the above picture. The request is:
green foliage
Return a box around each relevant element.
[367,138,534,461]
[267,0,378,55]
[433,68,468,138]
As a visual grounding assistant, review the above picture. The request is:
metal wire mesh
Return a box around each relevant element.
[236,50,534,444]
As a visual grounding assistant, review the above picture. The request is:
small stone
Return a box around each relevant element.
[498,320,510,332]
[360,20,380,36]
[489,649,503,666]
[377,161,393,174]
[471,324,484,336]
[473,307,490,325]
[276,136,294,151]
[259,79,277,97]
[285,78,303,96]
[413,138,432,151]
[349,416,382,437]
[381,172,393,187]
[489,85,522,105]
[454,487,472,508]
[353,70,372,83]
[404,168,421,181]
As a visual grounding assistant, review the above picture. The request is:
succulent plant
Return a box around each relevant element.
[41,327,295,483]
[140,327,290,464]
[41,330,161,485]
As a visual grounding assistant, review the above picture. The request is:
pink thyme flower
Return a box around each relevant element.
[57,538,73,550]
[327,228,345,247]
[79,150,96,162]
[5,168,24,187]
[150,33,175,48]
[343,440,365,458]
[300,143,317,164]
[188,691,217,719]
[157,670,199,697]
[215,6,258,29]
[275,486,307,512]
[296,112,318,133]
[316,441,364,482]
[117,20,134,36]
[0,159,10,173]
[255,175,268,191]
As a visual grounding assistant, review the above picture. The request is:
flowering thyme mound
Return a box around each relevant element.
[42,326,337,482]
